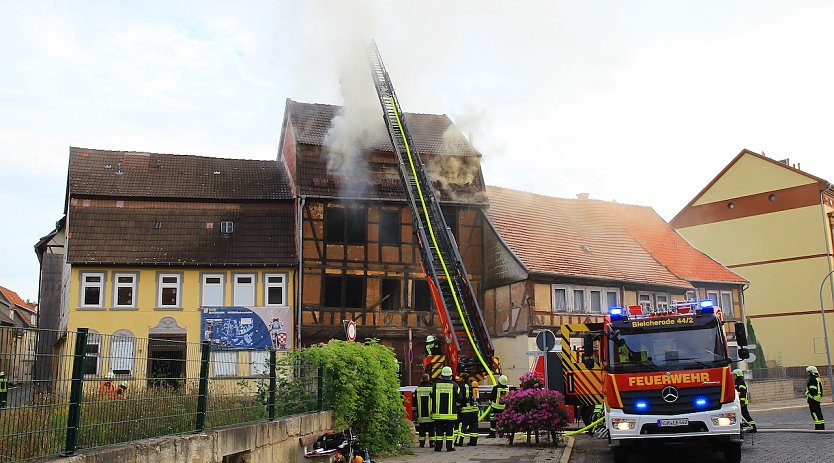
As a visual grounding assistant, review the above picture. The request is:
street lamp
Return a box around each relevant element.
[818,269,834,402]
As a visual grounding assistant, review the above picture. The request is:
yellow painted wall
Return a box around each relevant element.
[733,258,834,317]
[679,206,824,266]
[492,334,535,386]
[694,154,815,206]
[749,315,834,368]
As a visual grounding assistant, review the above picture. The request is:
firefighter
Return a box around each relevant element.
[458,373,479,446]
[733,369,756,432]
[413,374,434,448]
[425,335,442,356]
[0,371,8,408]
[431,366,459,452]
[99,371,115,397]
[805,365,825,430]
[487,374,509,438]
[114,381,128,399]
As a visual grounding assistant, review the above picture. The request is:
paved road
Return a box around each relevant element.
[378,436,564,463]
[569,403,834,463]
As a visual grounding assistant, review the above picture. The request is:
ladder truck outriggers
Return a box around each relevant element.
[367,43,499,384]
[566,300,751,463]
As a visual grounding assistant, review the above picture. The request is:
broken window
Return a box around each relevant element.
[413,279,432,311]
[441,207,458,243]
[381,279,401,310]
[379,209,400,245]
[323,275,366,309]
[325,207,367,244]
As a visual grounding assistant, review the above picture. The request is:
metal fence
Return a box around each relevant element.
[0,327,326,463]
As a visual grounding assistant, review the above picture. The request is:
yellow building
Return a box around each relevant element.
[672,149,834,369]
[54,147,297,383]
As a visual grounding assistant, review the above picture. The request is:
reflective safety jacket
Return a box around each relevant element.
[460,382,479,413]
[415,383,434,423]
[734,377,750,405]
[806,375,823,402]
[490,384,509,410]
[431,379,459,421]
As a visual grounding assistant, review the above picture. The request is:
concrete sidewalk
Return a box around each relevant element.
[377,436,566,463]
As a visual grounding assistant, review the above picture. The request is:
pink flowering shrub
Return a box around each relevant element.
[496,373,571,435]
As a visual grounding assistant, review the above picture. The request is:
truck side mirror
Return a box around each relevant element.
[734,322,748,347]
[582,334,595,368]
[737,347,750,360]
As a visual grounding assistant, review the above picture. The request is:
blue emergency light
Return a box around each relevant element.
[609,307,624,320]
[699,299,715,313]
[694,397,708,408]
[635,401,648,410]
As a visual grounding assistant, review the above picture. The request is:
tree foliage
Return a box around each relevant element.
[299,339,411,455]
[746,319,768,370]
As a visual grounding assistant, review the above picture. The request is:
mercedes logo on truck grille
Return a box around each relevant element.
[661,386,679,403]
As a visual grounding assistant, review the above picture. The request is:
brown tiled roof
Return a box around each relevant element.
[613,206,747,284]
[486,187,744,289]
[67,201,296,265]
[68,147,293,201]
[286,100,486,204]
[0,286,27,308]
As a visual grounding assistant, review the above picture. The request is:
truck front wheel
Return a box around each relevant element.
[722,442,741,463]
[611,446,629,463]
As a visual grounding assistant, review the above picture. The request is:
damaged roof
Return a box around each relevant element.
[66,201,296,265]
[284,100,487,204]
[68,147,293,201]
[486,186,746,289]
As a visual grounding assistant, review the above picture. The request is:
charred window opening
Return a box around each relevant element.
[379,209,400,245]
[325,207,367,244]
[413,279,432,311]
[323,275,366,309]
[441,207,458,242]
[381,279,401,310]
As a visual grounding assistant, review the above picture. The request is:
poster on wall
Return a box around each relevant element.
[201,306,292,350]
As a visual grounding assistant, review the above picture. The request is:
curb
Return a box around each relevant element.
[559,436,574,463]
[754,428,834,433]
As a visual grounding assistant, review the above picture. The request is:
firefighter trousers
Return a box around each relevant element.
[808,399,825,430]
[433,420,455,451]
[460,411,479,445]
[416,422,434,447]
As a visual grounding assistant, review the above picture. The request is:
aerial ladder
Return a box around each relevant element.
[368,42,498,384]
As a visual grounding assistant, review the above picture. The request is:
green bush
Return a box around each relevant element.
[299,339,411,455]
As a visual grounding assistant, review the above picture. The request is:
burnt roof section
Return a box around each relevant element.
[285,100,487,204]
[68,147,293,201]
[67,201,296,265]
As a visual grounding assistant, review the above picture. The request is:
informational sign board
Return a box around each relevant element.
[201,306,292,350]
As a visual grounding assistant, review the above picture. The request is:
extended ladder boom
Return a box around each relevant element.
[368,42,497,383]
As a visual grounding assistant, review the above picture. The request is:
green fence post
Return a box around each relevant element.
[62,328,88,456]
[268,350,276,421]
[317,366,324,410]
[195,340,210,432]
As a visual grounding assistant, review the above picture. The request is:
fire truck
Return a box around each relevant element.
[566,299,751,463]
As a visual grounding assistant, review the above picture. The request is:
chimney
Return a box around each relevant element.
[576,193,590,200]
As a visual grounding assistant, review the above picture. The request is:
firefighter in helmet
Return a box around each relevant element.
[457,372,480,446]
[733,369,756,432]
[425,335,442,356]
[413,374,434,447]
[805,365,825,430]
[431,366,459,452]
[487,374,509,438]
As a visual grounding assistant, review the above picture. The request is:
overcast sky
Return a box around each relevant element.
[2,1,833,301]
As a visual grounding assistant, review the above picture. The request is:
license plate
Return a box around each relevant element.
[658,418,689,427]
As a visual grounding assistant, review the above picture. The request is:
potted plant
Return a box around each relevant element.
[495,372,570,445]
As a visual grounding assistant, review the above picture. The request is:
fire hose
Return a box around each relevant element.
[563,416,605,436]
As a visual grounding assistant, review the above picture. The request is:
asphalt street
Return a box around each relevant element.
[569,403,834,463]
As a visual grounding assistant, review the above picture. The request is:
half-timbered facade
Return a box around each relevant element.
[278,100,488,384]
[484,186,748,382]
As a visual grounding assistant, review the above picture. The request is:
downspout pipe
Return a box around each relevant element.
[296,195,306,350]
[819,183,834,400]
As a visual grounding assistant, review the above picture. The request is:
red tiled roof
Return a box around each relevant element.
[68,147,293,201]
[286,100,487,204]
[486,187,745,288]
[0,286,27,308]
[613,206,748,284]
[67,202,296,265]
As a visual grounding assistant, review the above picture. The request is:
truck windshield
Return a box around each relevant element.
[610,322,728,372]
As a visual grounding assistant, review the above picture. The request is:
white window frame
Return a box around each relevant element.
[606,290,619,310]
[212,351,238,377]
[638,292,653,311]
[264,273,288,307]
[84,331,102,376]
[720,291,733,316]
[706,291,719,305]
[553,284,621,313]
[109,330,135,375]
[250,350,270,376]
[233,273,256,306]
[157,273,182,308]
[113,273,137,308]
[201,273,226,307]
[81,272,105,308]
[656,294,670,310]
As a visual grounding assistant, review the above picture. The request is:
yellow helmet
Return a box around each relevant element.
[498,375,508,386]
[732,369,743,377]
[440,366,453,378]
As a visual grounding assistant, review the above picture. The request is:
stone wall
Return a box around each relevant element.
[748,377,831,403]
[53,411,333,463]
